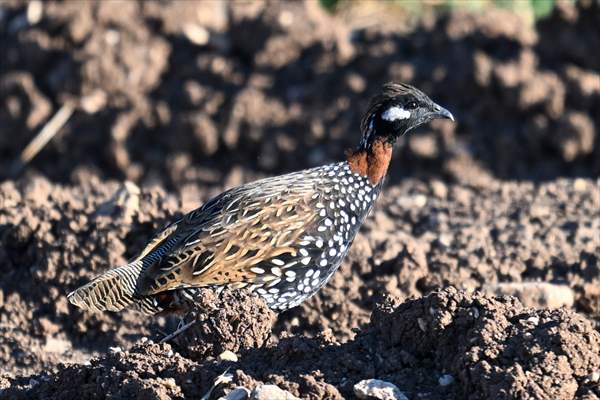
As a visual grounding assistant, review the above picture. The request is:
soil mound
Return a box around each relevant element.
[171,289,276,360]
[1,176,598,397]
[5,289,599,399]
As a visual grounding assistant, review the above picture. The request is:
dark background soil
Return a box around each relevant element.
[0,1,598,399]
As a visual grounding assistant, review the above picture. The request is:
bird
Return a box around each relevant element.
[67,82,454,315]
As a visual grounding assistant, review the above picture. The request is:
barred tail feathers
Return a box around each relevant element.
[67,261,146,313]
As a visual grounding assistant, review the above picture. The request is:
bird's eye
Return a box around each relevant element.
[406,101,418,109]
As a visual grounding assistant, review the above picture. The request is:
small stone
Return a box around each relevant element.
[354,379,408,400]
[183,23,210,45]
[104,29,120,46]
[219,387,250,400]
[588,371,599,383]
[438,233,453,247]
[438,374,454,386]
[251,384,299,400]
[80,89,107,114]
[218,350,238,362]
[162,377,177,390]
[530,204,551,218]
[109,346,122,353]
[485,282,575,309]
[43,337,70,354]
[26,1,43,25]
[573,178,587,192]
[278,10,293,27]
[430,180,448,199]
[414,194,427,208]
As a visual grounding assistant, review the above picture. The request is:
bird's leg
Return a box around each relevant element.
[160,318,196,343]
[176,316,186,330]
[214,285,225,299]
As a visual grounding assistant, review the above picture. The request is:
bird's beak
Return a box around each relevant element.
[431,103,454,122]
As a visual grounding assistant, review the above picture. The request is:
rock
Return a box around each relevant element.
[108,346,122,353]
[182,23,210,46]
[80,89,107,114]
[251,384,300,400]
[430,180,448,199]
[438,374,454,386]
[485,282,575,309]
[26,1,43,25]
[43,337,70,354]
[219,387,250,400]
[353,379,408,400]
[218,350,238,362]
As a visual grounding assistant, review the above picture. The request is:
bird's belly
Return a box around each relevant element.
[252,218,366,311]
[256,249,351,311]
[254,188,377,310]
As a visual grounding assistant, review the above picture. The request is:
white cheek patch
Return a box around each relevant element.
[382,106,411,122]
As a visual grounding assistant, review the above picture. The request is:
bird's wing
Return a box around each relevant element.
[134,170,326,296]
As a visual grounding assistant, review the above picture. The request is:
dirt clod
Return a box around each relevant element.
[373,288,600,399]
[171,289,276,361]
[485,281,575,309]
[354,379,408,400]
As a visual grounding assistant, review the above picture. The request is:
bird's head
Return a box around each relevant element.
[357,82,454,150]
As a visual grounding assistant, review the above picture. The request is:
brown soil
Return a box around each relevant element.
[1,1,599,189]
[1,174,598,399]
[1,1,599,399]
[4,289,600,399]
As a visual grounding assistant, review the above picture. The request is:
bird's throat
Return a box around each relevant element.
[347,139,393,185]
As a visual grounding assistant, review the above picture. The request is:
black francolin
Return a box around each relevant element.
[68,82,454,314]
